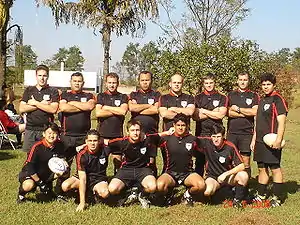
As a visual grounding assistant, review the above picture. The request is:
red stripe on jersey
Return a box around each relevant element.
[161,141,170,171]
[225,140,243,162]
[26,140,43,163]
[224,95,229,107]
[76,148,87,171]
[158,96,162,107]
[271,103,275,133]
[271,92,288,111]
[120,157,127,168]
[63,115,66,135]
[108,137,127,144]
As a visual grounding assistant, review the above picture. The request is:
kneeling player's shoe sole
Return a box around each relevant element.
[232,198,244,209]
[57,195,68,203]
[16,195,26,204]
[138,193,151,209]
[182,196,194,207]
[270,197,281,207]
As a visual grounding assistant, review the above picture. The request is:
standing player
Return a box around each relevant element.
[251,73,288,207]
[227,72,259,177]
[19,65,59,152]
[197,124,249,208]
[61,130,109,212]
[156,114,206,207]
[159,73,195,131]
[16,122,65,203]
[96,73,129,173]
[129,71,160,134]
[193,73,228,176]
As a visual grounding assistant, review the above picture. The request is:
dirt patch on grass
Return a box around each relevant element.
[228,211,280,225]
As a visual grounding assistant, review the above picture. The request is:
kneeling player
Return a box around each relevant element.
[61,130,109,212]
[156,114,206,207]
[17,122,65,203]
[197,124,249,208]
[108,119,170,208]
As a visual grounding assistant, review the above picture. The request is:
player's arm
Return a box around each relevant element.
[27,96,58,114]
[68,99,96,111]
[218,163,245,183]
[19,101,37,113]
[202,106,227,120]
[159,106,177,119]
[140,102,159,115]
[228,107,245,118]
[170,104,195,116]
[272,114,286,149]
[128,99,151,112]
[59,99,81,113]
[102,103,128,116]
[192,108,209,120]
[95,104,114,118]
[77,170,87,212]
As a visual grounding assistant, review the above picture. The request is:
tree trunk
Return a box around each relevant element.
[101,24,112,92]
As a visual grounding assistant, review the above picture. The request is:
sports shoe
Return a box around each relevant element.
[16,195,26,204]
[270,196,281,207]
[182,195,194,207]
[56,195,68,203]
[252,193,267,203]
[125,187,139,204]
[138,192,151,209]
[232,198,244,209]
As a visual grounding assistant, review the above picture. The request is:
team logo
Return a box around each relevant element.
[114,99,121,106]
[148,98,154,105]
[219,156,226,164]
[81,97,87,102]
[246,98,252,105]
[140,147,147,155]
[264,104,270,111]
[181,101,188,108]
[99,158,106,165]
[213,100,220,107]
[43,94,50,101]
[185,143,192,151]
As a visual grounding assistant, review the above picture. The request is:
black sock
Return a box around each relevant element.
[141,190,150,198]
[235,184,246,200]
[257,183,267,196]
[272,182,283,199]
[245,167,251,178]
[18,185,27,196]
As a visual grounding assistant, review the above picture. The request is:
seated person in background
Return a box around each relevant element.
[61,130,110,212]
[16,122,66,203]
[197,124,249,208]
[0,100,25,146]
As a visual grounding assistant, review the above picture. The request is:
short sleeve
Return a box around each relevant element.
[194,95,201,108]
[187,94,195,105]
[21,87,30,102]
[231,146,243,167]
[219,94,228,107]
[51,88,59,102]
[274,95,288,116]
[253,92,259,105]
[97,93,104,105]
[60,91,68,101]
[76,153,86,171]
[154,91,161,102]
[227,92,233,107]
[147,133,162,146]
[129,92,135,101]
[159,95,167,107]
[108,138,123,155]
[121,94,129,104]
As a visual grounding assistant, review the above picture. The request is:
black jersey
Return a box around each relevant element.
[196,137,243,179]
[129,89,161,134]
[20,139,65,182]
[227,89,259,134]
[76,146,109,181]
[21,85,59,130]
[96,91,128,138]
[194,90,228,136]
[159,91,194,130]
[60,90,95,136]
[108,135,157,168]
[255,91,288,142]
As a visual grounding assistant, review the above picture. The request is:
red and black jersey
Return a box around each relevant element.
[255,91,288,142]
[129,89,161,134]
[157,133,199,173]
[60,90,95,136]
[159,92,194,130]
[21,85,59,130]
[0,110,17,132]
[194,90,228,136]
[96,91,129,138]
[196,137,243,178]
[20,139,65,182]
[108,135,158,168]
[227,89,259,134]
[76,145,109,180]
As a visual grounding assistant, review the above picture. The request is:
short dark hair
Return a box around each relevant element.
[173,113,189,125]
[85,129,100,140]
[202,72,216,81]
[105,72,119,83]
[71,72,84,80]
[211,124,225,136]
[138,71,153,80]
[260,73,276,84]
[43,122,60,133]
[126,119,142,131]
[36,64,49,75]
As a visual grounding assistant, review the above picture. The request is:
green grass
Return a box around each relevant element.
[1,92,300,225]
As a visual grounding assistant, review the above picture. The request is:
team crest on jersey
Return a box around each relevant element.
[219,156,226,164]
[140,147,147,155]
[99,158,106,165]
[213,100,220,107]
[114,99,121,106]
[81,97,87,102]
[185,143,192,151]
[181,101,188,108]
[246,98,252,105]
[148,98,154,105]
[264,104,270,111]
[43,94,50,101]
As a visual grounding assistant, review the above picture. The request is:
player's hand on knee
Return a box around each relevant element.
[76,203,86,212]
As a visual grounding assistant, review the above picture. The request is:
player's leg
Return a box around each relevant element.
[93,181,110,199]
[194,151,205,176]
[108,178,126,195]
[182,172,206,206]
[227,171,249,208]
[254,162,269,202]
[204,177,220,197]
[238,135,252,177]
[156,172,176,206]
[141,175,157,194]
[61,176,79,192]
[270,164,283,207]
[17,175,36,203]
[138,173,157,208]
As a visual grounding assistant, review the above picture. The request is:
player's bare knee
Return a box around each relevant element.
[197,180,206,191]
[22,180,35,192]
[99,189,110,199]
[204,186,214,196]
[156,180,165,192]
[108,184,119,195]
[145,183,157,193]
[236,171,249,185]
[61,181,70,192]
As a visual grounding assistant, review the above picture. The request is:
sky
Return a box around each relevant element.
[9,0,300,72]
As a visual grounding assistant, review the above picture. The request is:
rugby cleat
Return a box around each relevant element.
[270,196,282,207]
[16,195,26,204]
[138,192,151,209]
[182,195,194,207]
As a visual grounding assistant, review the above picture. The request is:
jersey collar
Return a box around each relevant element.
[104,90,118,95]
[138,89,152,94]
[169,90,182,97]
[237,88,250,93]
[203,90,217,95]
[70,90,83,94]
[42,138,54,148]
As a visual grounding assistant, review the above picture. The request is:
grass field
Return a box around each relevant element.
[1,103,300,225]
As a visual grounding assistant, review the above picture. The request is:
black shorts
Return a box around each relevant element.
[114,167,153,187]
[166,171,192,185]
[60,135,85,161]
[257,162,280,170]
[227,133,252,156]
[7,126,20,134]
[253,141,282,164]
[18,171,52,188]
[73,173,107,190]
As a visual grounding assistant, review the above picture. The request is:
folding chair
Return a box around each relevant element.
[0,120,16,150]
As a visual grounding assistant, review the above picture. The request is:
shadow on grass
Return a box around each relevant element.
[0,151,16,161]
[282,181,300,202]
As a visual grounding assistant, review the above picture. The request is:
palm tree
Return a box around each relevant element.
[36,0,158,77]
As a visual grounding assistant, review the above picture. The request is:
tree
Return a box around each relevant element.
[43,45,85,71]
[36,0,158,77]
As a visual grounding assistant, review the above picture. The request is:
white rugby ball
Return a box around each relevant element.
[48,157,68,174]
[263,133,285,148]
